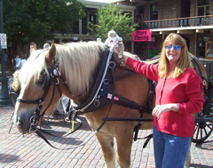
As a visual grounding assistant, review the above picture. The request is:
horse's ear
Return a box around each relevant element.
[12,71,20,92]
[45,44,56,67]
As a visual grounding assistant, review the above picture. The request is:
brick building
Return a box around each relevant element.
[140,0,213,60]
[54,0,213,60]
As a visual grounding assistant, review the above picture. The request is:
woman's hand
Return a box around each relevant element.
[110,41,124,55]
[152,103,179,119]
[111,41,128,65]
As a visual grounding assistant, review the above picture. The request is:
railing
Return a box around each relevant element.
[144,15,213,29]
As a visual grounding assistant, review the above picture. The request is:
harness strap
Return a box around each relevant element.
[142,134,153,148]
[105,93,147,111]
[133,110,144,141]
[114,66,135,81]
[75,50,112,112]
[115,71,135,82]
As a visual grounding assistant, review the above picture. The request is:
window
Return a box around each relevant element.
[197,0,209,16]
[82,8,97,34]
[71,21,79,34]
[150,3,158,20]
[198,0,209,6]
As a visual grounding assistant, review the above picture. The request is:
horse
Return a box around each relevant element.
[12,41,207,168]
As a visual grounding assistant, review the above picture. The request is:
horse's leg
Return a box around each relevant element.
[96,133,117,168]
[115,127,133,168]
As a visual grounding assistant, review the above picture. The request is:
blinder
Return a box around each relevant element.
[17,71,52,105]
[8,84,20,107]
[41,71,51,91]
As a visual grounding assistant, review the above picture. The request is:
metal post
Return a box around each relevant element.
[0,0,12,106]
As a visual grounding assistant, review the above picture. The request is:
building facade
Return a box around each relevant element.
[54,0,213,60]
[140,0,213,60]
[54,0,135,44]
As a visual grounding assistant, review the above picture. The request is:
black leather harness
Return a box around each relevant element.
[68,49,154,142]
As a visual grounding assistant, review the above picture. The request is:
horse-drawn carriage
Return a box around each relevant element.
[192,59,213,143]
[9,41,213,167]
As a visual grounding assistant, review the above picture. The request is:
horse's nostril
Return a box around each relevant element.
[16,109,36,134]
[17,118,23,128]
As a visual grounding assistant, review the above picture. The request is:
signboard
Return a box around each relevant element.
[0,33,7,49]
[132,29,152,42]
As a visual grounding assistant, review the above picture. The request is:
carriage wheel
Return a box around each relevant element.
[192,119,213,143]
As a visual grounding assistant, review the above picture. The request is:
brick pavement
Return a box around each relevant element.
[0,106,212,168]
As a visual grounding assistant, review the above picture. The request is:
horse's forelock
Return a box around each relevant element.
[20,49,48,86]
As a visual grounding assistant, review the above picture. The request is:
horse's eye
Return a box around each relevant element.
[36,72,45,85]
[38,75,44,83]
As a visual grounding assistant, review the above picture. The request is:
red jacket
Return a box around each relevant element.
[126,57,204,137]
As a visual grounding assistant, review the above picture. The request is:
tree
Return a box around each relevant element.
[88,5,138,41]
[3,0,85,46]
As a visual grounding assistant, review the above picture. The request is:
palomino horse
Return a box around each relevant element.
[12,41,207,168]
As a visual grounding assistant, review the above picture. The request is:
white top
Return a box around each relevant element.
[21,59,26,67]
[15,57,21,68]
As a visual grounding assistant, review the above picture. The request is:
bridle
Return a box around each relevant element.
[15,56,86,149]
[17,62,61,131]
[17,52,88,130]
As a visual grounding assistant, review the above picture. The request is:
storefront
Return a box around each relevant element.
[132,29,157,59]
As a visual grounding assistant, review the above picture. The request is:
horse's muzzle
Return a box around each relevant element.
[15,109,35,134]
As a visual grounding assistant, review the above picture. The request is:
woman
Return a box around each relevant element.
[115,33,204,168]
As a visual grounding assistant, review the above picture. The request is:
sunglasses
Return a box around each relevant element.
[165,45,181,50]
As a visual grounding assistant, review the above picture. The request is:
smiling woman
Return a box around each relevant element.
[115,33,205,168]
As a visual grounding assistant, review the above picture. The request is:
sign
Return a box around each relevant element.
[132,29,152,42]
[0,33,7,49]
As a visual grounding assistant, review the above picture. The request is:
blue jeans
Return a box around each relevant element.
[153,126,191,168]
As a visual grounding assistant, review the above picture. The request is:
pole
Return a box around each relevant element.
[0,0,12,106]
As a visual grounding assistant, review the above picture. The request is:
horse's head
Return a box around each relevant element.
[13,45,63,134]
[13,41,106,134]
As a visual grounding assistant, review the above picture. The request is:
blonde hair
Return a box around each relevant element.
[158,33,192,78]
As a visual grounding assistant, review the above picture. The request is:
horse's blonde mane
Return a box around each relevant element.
[55,41,105,96]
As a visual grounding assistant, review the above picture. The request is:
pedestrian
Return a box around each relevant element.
[113,33,204,168]
[20,54,27,68]
[30,42,37,55]
[14,55,21,70]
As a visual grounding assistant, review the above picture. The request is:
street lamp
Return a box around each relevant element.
[0,0,12,106]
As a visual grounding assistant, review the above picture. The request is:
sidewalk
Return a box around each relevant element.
[0,106,212,168]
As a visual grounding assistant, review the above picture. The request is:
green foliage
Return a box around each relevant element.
[89,5,138,41]
[3,0,85,46]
